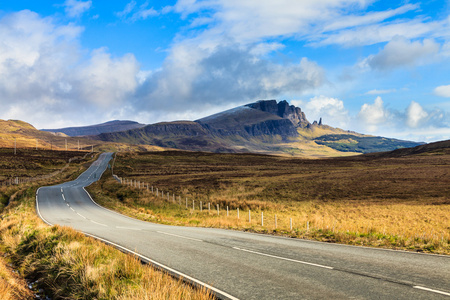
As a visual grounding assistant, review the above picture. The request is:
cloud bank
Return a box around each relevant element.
[0,1,448,143]
[0,8,326,128]
[366,36,440,70]
[0,10,139,128]
[293,95,449,142]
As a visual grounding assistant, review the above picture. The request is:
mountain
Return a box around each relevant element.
[371,139,450,158]
[196,100,309,138]
[313,134,422,154]
[245,99,310,127]
[0,119,162,152]
[41,120,146,137]
[96,121,230,152]
[94,100,423,157]
[196,105,298,138]
[0,119,79,150]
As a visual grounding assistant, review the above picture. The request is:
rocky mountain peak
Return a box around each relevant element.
[246,100,310,128]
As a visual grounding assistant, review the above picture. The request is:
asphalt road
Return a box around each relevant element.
[36,153,450,299]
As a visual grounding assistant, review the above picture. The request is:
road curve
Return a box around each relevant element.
[36,153,450,299]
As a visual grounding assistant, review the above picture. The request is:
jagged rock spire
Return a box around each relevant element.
[246,100,310,128]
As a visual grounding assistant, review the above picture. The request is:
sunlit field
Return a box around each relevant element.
[0,149,212,300]
[90,150,450,254]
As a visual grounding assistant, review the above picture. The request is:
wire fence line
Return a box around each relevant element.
[112,176,450,247]
[115,176,316,231]
[1,152,93,187]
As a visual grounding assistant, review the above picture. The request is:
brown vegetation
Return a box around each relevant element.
[0,119,164,153]
[0,148,212,300]
[0,255,34,300]
[0,190,212,300]
[91,150,450,254]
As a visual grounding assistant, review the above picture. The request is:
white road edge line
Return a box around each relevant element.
[233,247,334,270]
[35,154,238,300]
[156,231,203,242]
[34,154,448,300]
[83,232,240,300]
[413,286,450,297]
[90,220,108,227]
[35,188,52,226]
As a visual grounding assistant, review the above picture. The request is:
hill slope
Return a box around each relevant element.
[0,119,79,150]
[0,119,163,152]
[369,139,450,158]
[94,100,423,157]
[41,120,146,137]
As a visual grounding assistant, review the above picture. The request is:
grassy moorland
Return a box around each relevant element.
[0,252,34,299]
[0,119,165,154]
[0,148,89,211]
[90,148,450,254]
[0,149,212,300]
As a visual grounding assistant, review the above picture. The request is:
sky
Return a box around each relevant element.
[0,0,450,142]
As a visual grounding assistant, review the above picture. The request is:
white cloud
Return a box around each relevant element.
[434,85,450,98]
[117,1,137,18]
[358,96,388,132]
[75,48,139,107]
[316,18,441,47]
[64,0,92,18]
[0,10,140,128]
[365,36,440,70]
[322,4,418,32]
[135,8,159,20]
[366,89,396,95]
[354,97,448,140]
[442,42,450,57]
[170,1,447,49]
[249,42,285,56]
[136,44,325,111]
[117,1,159,21]
[406,101,428,128]
[292,95,349,127]
[172,0,371,44]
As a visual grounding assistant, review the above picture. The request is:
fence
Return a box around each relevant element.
[0,153,92,187]
[116,176,320,231]
[112,176,450,247]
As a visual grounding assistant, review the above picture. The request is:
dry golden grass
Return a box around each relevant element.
[92,184,450,254]
[0,148,212,299]
[0,256,34,300]
[0,186,213,300]
[91,150,450,254]
[0,119,165,152]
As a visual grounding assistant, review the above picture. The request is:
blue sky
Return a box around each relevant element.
[0,0,449,142]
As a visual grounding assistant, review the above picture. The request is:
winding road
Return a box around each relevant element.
[36,153,450,299]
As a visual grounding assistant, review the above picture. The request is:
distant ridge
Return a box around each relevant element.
[93,100,423,156]
[0,119,88,150]
[369,139,450,158]
[41,120,146,137]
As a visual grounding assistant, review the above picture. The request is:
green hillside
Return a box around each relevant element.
[313,134,423,154]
